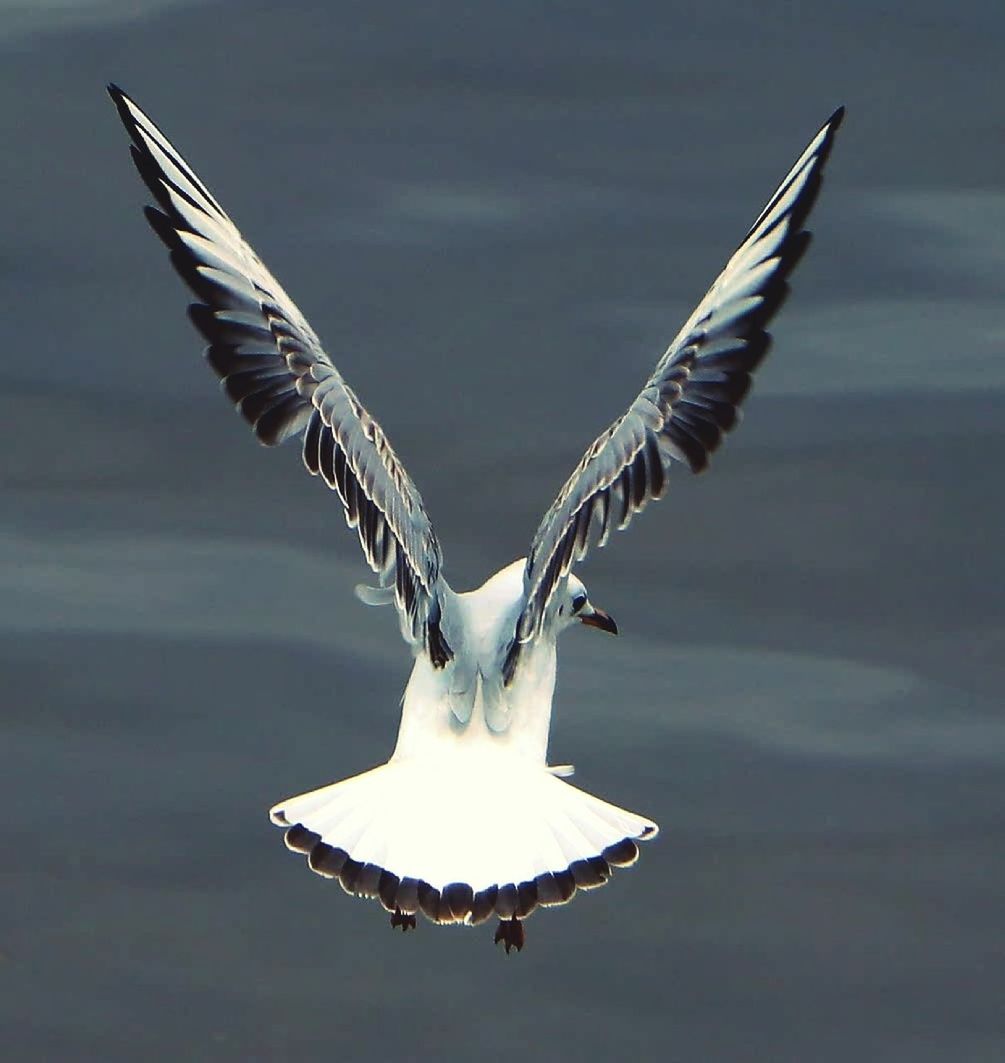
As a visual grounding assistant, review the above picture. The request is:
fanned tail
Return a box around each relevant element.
[270,755,657,925]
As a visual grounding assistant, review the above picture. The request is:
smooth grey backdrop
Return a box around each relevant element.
[1,2,1003,1060]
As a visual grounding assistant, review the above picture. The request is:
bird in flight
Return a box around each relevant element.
[109,85,842,952]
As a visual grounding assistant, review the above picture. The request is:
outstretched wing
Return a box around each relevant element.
[108,85,452,664]
[509,107,844,676]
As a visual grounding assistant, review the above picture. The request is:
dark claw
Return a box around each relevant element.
[390,907,416,932]
[493,915,525,954]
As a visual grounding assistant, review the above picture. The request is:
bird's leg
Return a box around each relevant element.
[390,907,416,932]
[493,916,525,953]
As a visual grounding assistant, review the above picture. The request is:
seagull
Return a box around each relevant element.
[109,84,843,952]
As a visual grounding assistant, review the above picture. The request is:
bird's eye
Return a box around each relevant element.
[572,593,587,613]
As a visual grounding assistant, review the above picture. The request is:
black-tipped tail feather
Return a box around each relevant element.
[278,823,653,925]
[269,757,657,927]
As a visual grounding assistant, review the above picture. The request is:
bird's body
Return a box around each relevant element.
[271,559,655,929]
[393,560,556,762]
[108,84,843,949]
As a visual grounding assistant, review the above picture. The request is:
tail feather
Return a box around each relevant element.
[323,805,369,855]
[568,789,647,855]
[269,756,657,925]
[548,806,606,868]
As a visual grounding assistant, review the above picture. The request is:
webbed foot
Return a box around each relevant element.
[390,907,416,932]
[493,915,525,953]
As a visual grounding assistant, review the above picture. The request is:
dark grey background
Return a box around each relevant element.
[1,1,1003,1060]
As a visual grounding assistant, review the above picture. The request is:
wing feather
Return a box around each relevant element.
[509,108,844,674]
[109,85,450,659]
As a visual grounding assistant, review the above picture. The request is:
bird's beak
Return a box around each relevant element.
[580,605,618,635]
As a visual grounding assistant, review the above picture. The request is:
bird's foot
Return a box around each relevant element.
[493,916,525,954]
[390,907,416,932]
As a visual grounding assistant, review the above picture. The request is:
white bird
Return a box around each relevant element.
[109,85,843,952]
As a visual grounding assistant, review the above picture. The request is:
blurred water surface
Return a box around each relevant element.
[1,2,1003,1060]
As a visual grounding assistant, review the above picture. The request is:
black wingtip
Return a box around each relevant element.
[107,82,137,135]
[828,105,846,130]
[107,82,129,113]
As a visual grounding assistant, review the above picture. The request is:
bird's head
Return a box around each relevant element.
[556,574,618,636]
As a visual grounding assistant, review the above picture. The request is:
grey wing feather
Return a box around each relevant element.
[508,107,845,678]
[108,85,451,663]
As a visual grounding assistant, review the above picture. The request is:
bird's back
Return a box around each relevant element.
[391,559,560,765]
